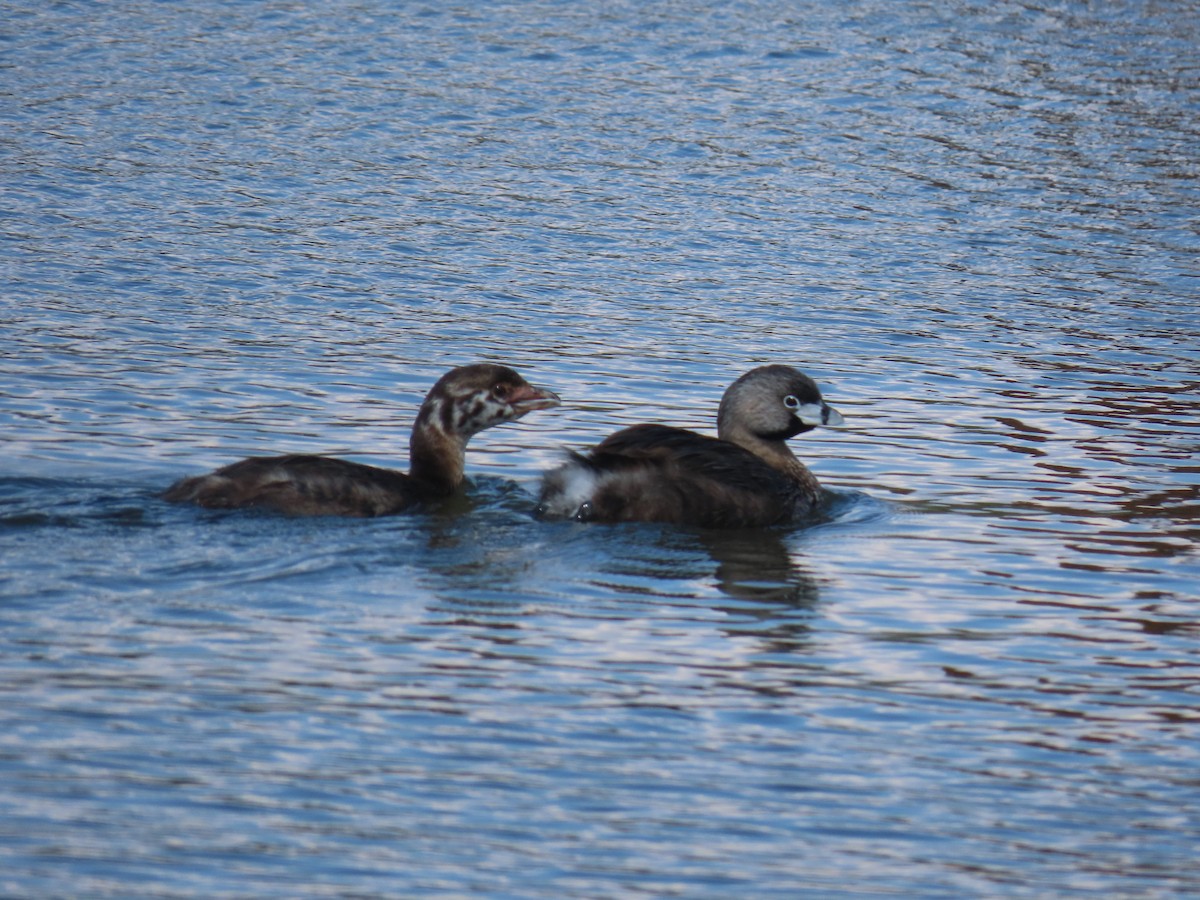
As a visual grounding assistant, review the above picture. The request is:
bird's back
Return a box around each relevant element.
[163,454,423,517]
[538,424,814,528]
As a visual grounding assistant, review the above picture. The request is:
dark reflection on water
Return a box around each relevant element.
[4,0,1200,896]
[705,528,818,606]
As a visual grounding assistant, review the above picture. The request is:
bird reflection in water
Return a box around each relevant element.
[699,528,818,607]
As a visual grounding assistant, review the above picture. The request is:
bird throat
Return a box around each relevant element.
[408,422,466,495]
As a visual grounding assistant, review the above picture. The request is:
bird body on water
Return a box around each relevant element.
[537,365,843,529]
[164,363,561,517]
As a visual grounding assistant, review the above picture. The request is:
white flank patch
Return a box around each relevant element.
[541,463,601,517]
[560,466,599,506]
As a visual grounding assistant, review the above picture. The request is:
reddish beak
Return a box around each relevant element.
[508,383,562,414]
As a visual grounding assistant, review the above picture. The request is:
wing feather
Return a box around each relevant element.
[164,455,419,516]
[540,425,809,528]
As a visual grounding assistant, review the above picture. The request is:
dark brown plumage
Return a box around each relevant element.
[164,364,560,517]
[536,365,843,528]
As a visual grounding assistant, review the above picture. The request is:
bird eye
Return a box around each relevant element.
[492,383,510,400]
[783,395,800,409]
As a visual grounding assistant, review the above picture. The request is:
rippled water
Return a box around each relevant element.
[3,1,1199,896]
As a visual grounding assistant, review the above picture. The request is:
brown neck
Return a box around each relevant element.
[722,425,821,495]
[408,418,467,496]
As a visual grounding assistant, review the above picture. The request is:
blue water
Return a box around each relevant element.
[3,1,1199,896]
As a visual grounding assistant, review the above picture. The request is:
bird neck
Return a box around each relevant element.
[408,416,467,495]
[721,425,820,494]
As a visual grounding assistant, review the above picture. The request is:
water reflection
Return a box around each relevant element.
[700,527,822,659]
[417,489,824,622]
[5,0,1200,896]
[701,527,817,607]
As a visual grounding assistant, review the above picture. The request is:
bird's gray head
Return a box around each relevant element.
[717,364,843,442]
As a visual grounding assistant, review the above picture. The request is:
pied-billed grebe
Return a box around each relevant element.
[536,364,842,528]
[164,363,561,517]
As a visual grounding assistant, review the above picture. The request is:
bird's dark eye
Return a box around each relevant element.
[493,383,510,400]
[783,395,800,409]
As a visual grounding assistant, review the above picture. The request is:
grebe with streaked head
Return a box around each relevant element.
[164,363,561,517]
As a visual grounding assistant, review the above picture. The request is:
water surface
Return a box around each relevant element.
[2,1,1199,896]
